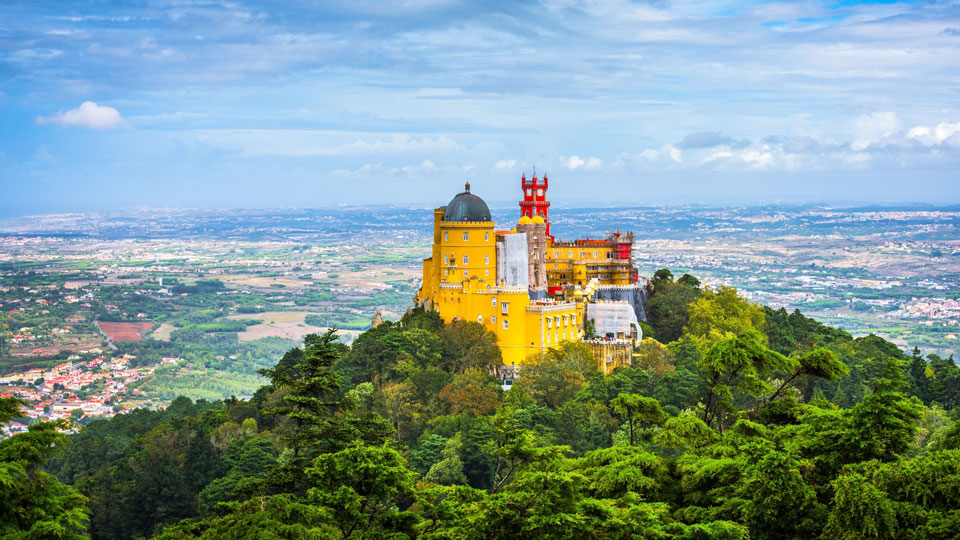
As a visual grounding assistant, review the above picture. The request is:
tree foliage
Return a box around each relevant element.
[26,274,960,540]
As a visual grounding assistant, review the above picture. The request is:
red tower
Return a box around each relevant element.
[519,172,553,240]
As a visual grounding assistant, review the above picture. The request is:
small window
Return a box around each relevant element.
[537,189,543,196]
[572,315,576,325]
[444,269,448,276]
[491,315,496,324]
[443,254,448,265]
[463,270,468,276]
[484,231,489,241]
[593,251,597,258]
[484,255,489,264]
[501,302,509,315]
[444,231,449,242]
[503,319,508,329]
[491,297,497,307]
[547,318,552,329]
[554,264,558,269]
[554,251,558,258]
[526,189,532,197]
[463,232,469,241]
[545,332,550,343]
[463,255,469,264]
[568,251,573,258]
[478,315,483,323]
[485,269,489,276]
[563,330,567,340]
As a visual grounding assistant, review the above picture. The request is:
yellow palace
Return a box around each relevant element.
[416,175,645,369]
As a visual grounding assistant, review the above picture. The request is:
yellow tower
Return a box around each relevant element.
[417,184,582,366]
[418,183,496,308]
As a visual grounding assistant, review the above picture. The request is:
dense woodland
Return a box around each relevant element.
[3,269,960,539]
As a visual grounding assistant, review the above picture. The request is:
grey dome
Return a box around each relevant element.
[442,183,491,222]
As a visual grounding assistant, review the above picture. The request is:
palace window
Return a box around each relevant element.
[444,269,448,276]
[484,231,489,241]
[463,270,468,276]
[572,315,576,325]
[563,330,567,340]
[463,255,469,264]
[501,302,509,315]
[484,255,489,264]
[537,189,543,196]
[503,319,508,329]
[568,251,573,258]
[443,254,448,265]
[477,315,483,323]
[593,251,597,258]
[444,231,448,241]
[526,189,532,197]
[491,315,496,324]
[485,269,489,276]
[491,297,497,307]
[463,232,469,241]
[554,251,558,257]
[547,318,552,329]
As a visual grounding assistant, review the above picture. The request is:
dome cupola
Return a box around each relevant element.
[442,182,491,222]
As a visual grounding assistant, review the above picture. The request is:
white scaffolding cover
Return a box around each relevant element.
[587,301,638,337]
[497,233,529,288]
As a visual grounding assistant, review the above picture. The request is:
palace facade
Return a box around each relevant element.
[416,175,645,371]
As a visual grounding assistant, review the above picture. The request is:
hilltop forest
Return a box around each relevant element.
[3,269,960,540]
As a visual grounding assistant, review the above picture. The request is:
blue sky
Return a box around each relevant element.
[1,0,958,216]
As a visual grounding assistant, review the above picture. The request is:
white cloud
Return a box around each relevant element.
[907,121,960,146]
[198,131,462,157]
[330,159,471,178]
[564,155,603,170]
[36,101,130,129]
[566,155,585,170]
[584,157,604,170]
[852,111,899,150]
[494,159,517,171]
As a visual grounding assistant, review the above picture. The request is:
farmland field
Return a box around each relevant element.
[96,321,155,342]
[226,311,363,342]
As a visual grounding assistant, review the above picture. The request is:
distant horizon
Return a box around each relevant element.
[3,197,960,224]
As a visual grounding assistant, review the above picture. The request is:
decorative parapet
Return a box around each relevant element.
[526,302,577,313]
[493,286,529,294]
[597,284,643,291]
[582,338,633,345]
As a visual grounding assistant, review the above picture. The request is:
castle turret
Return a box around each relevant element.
[519,173,553,240]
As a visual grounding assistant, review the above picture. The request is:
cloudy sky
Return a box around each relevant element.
[1,0,959,216]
